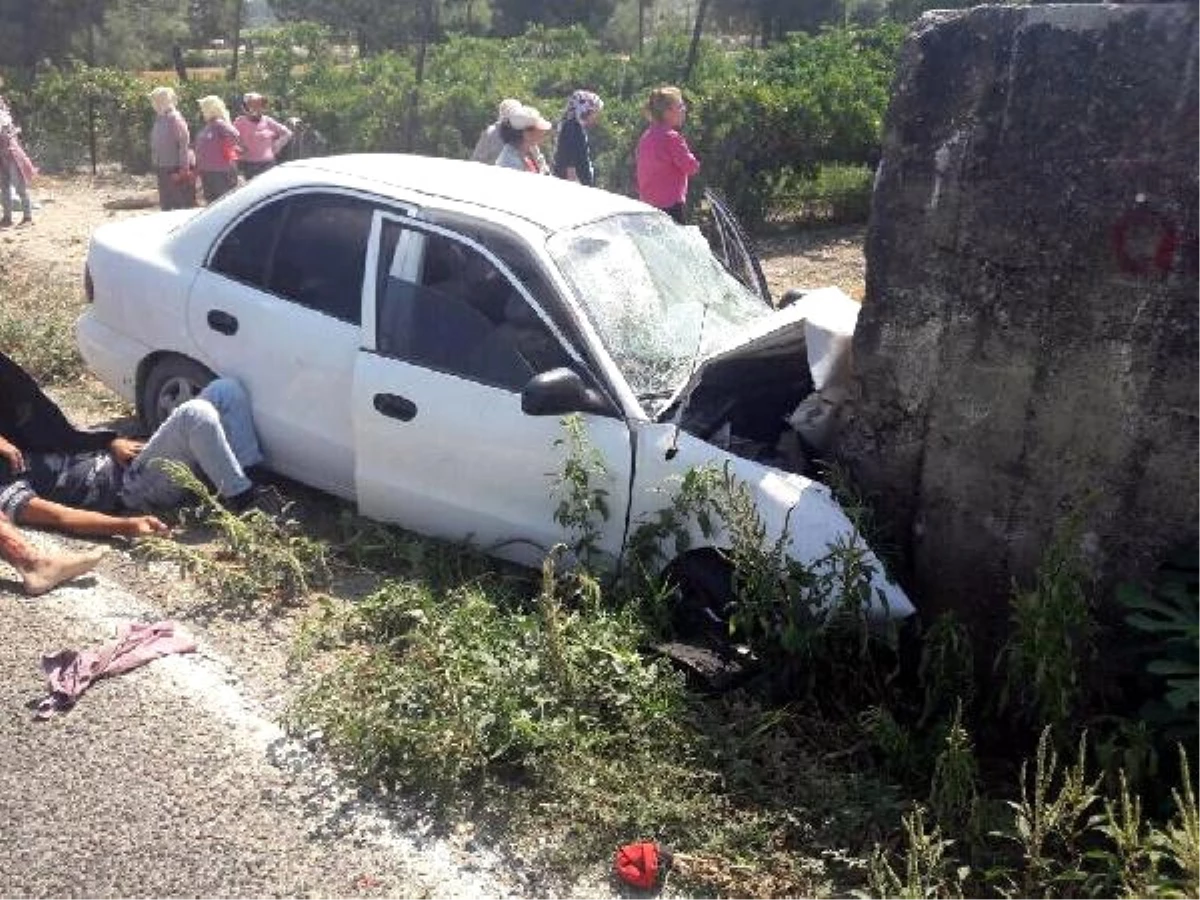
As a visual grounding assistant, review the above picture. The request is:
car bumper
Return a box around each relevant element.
[76,309,146,406]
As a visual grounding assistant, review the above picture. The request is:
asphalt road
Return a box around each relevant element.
[0,532,527,899]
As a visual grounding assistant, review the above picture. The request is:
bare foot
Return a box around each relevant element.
[120,515,169,538]
[20,547,108,596]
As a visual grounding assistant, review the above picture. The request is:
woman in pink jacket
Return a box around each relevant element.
[635,86,700,224]
[233,93,292,180]
[195,95,241,203]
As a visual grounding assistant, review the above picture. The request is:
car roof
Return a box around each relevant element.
[282,153,650,233]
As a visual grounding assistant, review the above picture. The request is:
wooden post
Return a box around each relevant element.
[683,0,710,86]
[230,0,244,81]
[87,5,97,175]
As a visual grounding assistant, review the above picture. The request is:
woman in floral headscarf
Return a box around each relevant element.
[552,90,603,187]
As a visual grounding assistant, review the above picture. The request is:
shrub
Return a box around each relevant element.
[6,22,903,226]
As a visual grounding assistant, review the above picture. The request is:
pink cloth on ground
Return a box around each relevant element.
[36,620,197,719]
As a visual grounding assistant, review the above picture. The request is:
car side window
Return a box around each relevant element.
[210,199,285,287]
[266,194,375,325]
[375,225,573,392]
[430,213,578,343]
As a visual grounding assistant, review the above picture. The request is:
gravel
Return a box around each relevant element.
[0,533,537,899]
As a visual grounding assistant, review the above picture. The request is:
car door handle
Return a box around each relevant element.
[207,310,239,335]
[373,393,417,421]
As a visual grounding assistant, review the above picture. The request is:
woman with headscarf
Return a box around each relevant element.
[552,90,603,187]
[195,95,241,203]
[148,86,194,211]
[494,105,552,175]
[233,92,292,180]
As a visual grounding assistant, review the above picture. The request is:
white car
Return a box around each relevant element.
[78,154,913,622]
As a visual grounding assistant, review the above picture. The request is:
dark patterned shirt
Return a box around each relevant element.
[0,451,124,521]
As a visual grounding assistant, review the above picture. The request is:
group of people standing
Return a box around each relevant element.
[472,84,700,223]
[471,92,604,183]
[149,86,293,211]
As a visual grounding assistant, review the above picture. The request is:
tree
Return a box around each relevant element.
[490,0,617,36]
[0,0,188,73]
[268,0,421,53]
[712,0,844,45]
[94,0,190,68]
[188,0,243,43]
[0,0,88,71]
[683,0,710,85]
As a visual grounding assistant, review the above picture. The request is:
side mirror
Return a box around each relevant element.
[521,367,614,417]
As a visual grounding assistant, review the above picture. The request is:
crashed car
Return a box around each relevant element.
[77,154,913,620]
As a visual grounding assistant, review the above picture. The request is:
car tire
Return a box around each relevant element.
[668,551,737,644]
[140,355,216,432]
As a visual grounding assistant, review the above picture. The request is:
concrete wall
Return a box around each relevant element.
[839,2,1198,626]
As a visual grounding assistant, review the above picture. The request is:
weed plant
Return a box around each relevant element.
[121,417,1198,897]
[996,516,1098,740]
[0,267,87,384]
[135,461,330,610]
[1117,545,1199,741]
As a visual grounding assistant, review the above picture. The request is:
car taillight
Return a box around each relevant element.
[84,265,94,303]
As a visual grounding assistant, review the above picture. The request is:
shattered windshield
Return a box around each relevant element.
[546,213,771,410]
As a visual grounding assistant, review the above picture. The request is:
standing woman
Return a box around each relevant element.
[552,90,603,186]
[233,92,292,180]
[148,87,194,211]
[0,87,36,228]
[635,86,700,224]
[194,96,240,203]
[494,105,552,174]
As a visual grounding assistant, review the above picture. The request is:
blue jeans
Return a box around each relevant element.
[0,155,30,221]
[120,378,263,510]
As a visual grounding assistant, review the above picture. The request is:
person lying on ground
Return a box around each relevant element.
[0,353,268,539]
[0,511,106,596]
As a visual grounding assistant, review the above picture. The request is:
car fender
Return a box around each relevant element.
[628,422,914,621]
[85,216,207,372]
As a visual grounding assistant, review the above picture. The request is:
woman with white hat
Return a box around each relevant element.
[494,104,552,174]
[471,97,522,164]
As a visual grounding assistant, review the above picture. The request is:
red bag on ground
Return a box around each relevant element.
[615,841,662,890]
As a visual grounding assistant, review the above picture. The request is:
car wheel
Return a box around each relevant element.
[669,551,737,644]
[141,355,216,432]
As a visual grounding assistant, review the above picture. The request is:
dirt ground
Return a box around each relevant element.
[1,172,158,275]
[4,170,866,296]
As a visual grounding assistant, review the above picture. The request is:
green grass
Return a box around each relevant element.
[0,265,88,385]
[768,163,876,227]
[286,559,908,896]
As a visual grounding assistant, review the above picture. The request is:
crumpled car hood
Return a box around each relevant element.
[660,287,861,423]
